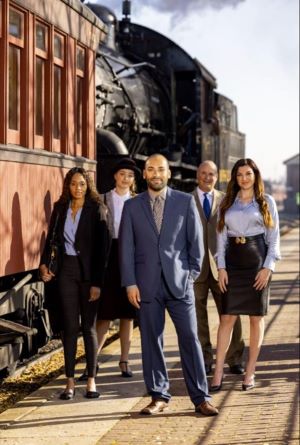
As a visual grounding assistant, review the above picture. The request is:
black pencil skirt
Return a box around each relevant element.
[221,234,271,316]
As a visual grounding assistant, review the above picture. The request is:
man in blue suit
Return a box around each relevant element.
[119,154,218,416]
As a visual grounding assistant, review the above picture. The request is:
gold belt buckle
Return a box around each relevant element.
[235,236,246,244]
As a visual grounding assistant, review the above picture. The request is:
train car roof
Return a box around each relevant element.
[13,0,107,48]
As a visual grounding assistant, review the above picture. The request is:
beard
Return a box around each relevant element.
[146,178,168,191]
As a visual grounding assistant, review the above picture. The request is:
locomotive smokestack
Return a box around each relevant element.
[121,0,132,36]
[122,1,131,22]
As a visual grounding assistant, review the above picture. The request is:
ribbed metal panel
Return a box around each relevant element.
[0,160,65,276]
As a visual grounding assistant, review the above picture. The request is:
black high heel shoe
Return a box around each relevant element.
[85,390,100,399]
[59,388,75,400]
[242,375,255,391]
[210,375,224,392]
[119,361,133,378]
[77,364,99,382]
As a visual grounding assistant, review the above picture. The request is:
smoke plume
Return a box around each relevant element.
[93,0,246,19]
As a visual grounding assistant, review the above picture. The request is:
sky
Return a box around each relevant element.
[91,0,299,182]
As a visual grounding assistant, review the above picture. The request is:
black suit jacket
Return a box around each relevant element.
[40,198,110,288]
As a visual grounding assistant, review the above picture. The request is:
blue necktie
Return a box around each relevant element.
[203,193,211,219]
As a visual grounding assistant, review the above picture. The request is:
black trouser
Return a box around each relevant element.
[58,255,98,378]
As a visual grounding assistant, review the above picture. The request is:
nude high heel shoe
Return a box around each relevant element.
[242,374,255,391]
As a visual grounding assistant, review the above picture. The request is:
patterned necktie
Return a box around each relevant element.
[203,193,211,220]
[153,196,163,232]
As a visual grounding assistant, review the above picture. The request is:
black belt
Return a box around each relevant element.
[229,234,264,245]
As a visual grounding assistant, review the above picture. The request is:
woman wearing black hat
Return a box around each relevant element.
[78,158,140,381]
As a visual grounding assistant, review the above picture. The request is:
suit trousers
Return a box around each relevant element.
[58,255,98,378]
[138,275,211,406]
[194,272,245,366]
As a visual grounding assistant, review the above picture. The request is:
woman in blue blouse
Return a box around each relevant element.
[40,167,109,400]
[210,159,280,392]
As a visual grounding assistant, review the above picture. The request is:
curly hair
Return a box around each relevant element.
[58,167,102,205]
[217,158,274,232]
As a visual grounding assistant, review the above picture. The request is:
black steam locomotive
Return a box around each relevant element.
[89,1,245,192]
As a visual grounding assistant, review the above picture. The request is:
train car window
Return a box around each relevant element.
[0,2,2,39]
[76,76,83,145]
[53,66,61,140]
[54,34,63,60]
[76,46,85,72]
[36,24,46,51]
[76,46,85,148]
[9,8,23,39]
[35,57,44,137]
[34,22,49,148]
[53,33,65,148]
[8,45,20,130]
[8,7,24,142]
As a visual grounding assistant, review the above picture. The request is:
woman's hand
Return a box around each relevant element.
[218,268,228,293]
[89,286,101,302]
[127,285,141,309]
[254,268,271,290]
[39,264,55,282]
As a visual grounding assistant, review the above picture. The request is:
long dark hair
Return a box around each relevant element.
[58,167,101,204]
[217,158,274,231]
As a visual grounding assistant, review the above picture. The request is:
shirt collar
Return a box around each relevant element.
[234,194,256,203]
[197,187,214,198]
[148,187,167,202]
[197,187,214,199]
[112,189,131,200]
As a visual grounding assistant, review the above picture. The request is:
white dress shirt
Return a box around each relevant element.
[112,190,131,238]
[196,187,214,210]
[217,194,281,271]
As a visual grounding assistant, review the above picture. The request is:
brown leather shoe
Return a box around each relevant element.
[140,398,169,415]
[195,401,219,416]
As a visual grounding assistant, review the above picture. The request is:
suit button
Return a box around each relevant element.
[77,250,80,254]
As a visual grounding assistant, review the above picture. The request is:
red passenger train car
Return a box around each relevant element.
[0,0,106,377]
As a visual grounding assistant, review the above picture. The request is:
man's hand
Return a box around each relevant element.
[127,285,141,309]
[218,268,228,293]
[89,286,101,302]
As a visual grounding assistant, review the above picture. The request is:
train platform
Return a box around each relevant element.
[0,227,299,445]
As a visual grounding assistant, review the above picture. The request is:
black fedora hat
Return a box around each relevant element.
[112,158,141,178]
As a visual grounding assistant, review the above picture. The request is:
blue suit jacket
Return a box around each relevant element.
[119,187,204,302]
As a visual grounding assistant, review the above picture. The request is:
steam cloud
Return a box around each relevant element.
[93,0,246,18]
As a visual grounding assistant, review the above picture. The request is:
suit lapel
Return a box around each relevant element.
[211,190,221,217]
[57,203,68,245]
[75,199,92,242]
[140,192,158,235]
[106,191,114,222]
[105,191,115,237]
[159,187,177,237]
[193,188,206,225]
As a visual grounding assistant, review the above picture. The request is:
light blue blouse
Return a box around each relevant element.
[64,207,83,255]
[217,194,281,271]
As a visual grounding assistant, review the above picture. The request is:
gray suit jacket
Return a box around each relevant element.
[192,188,224,282]
[101,191,114,238]
[119,187,204,302]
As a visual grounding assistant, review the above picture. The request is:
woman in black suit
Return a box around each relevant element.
[78,158,140,381]
[40,167,109,400]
